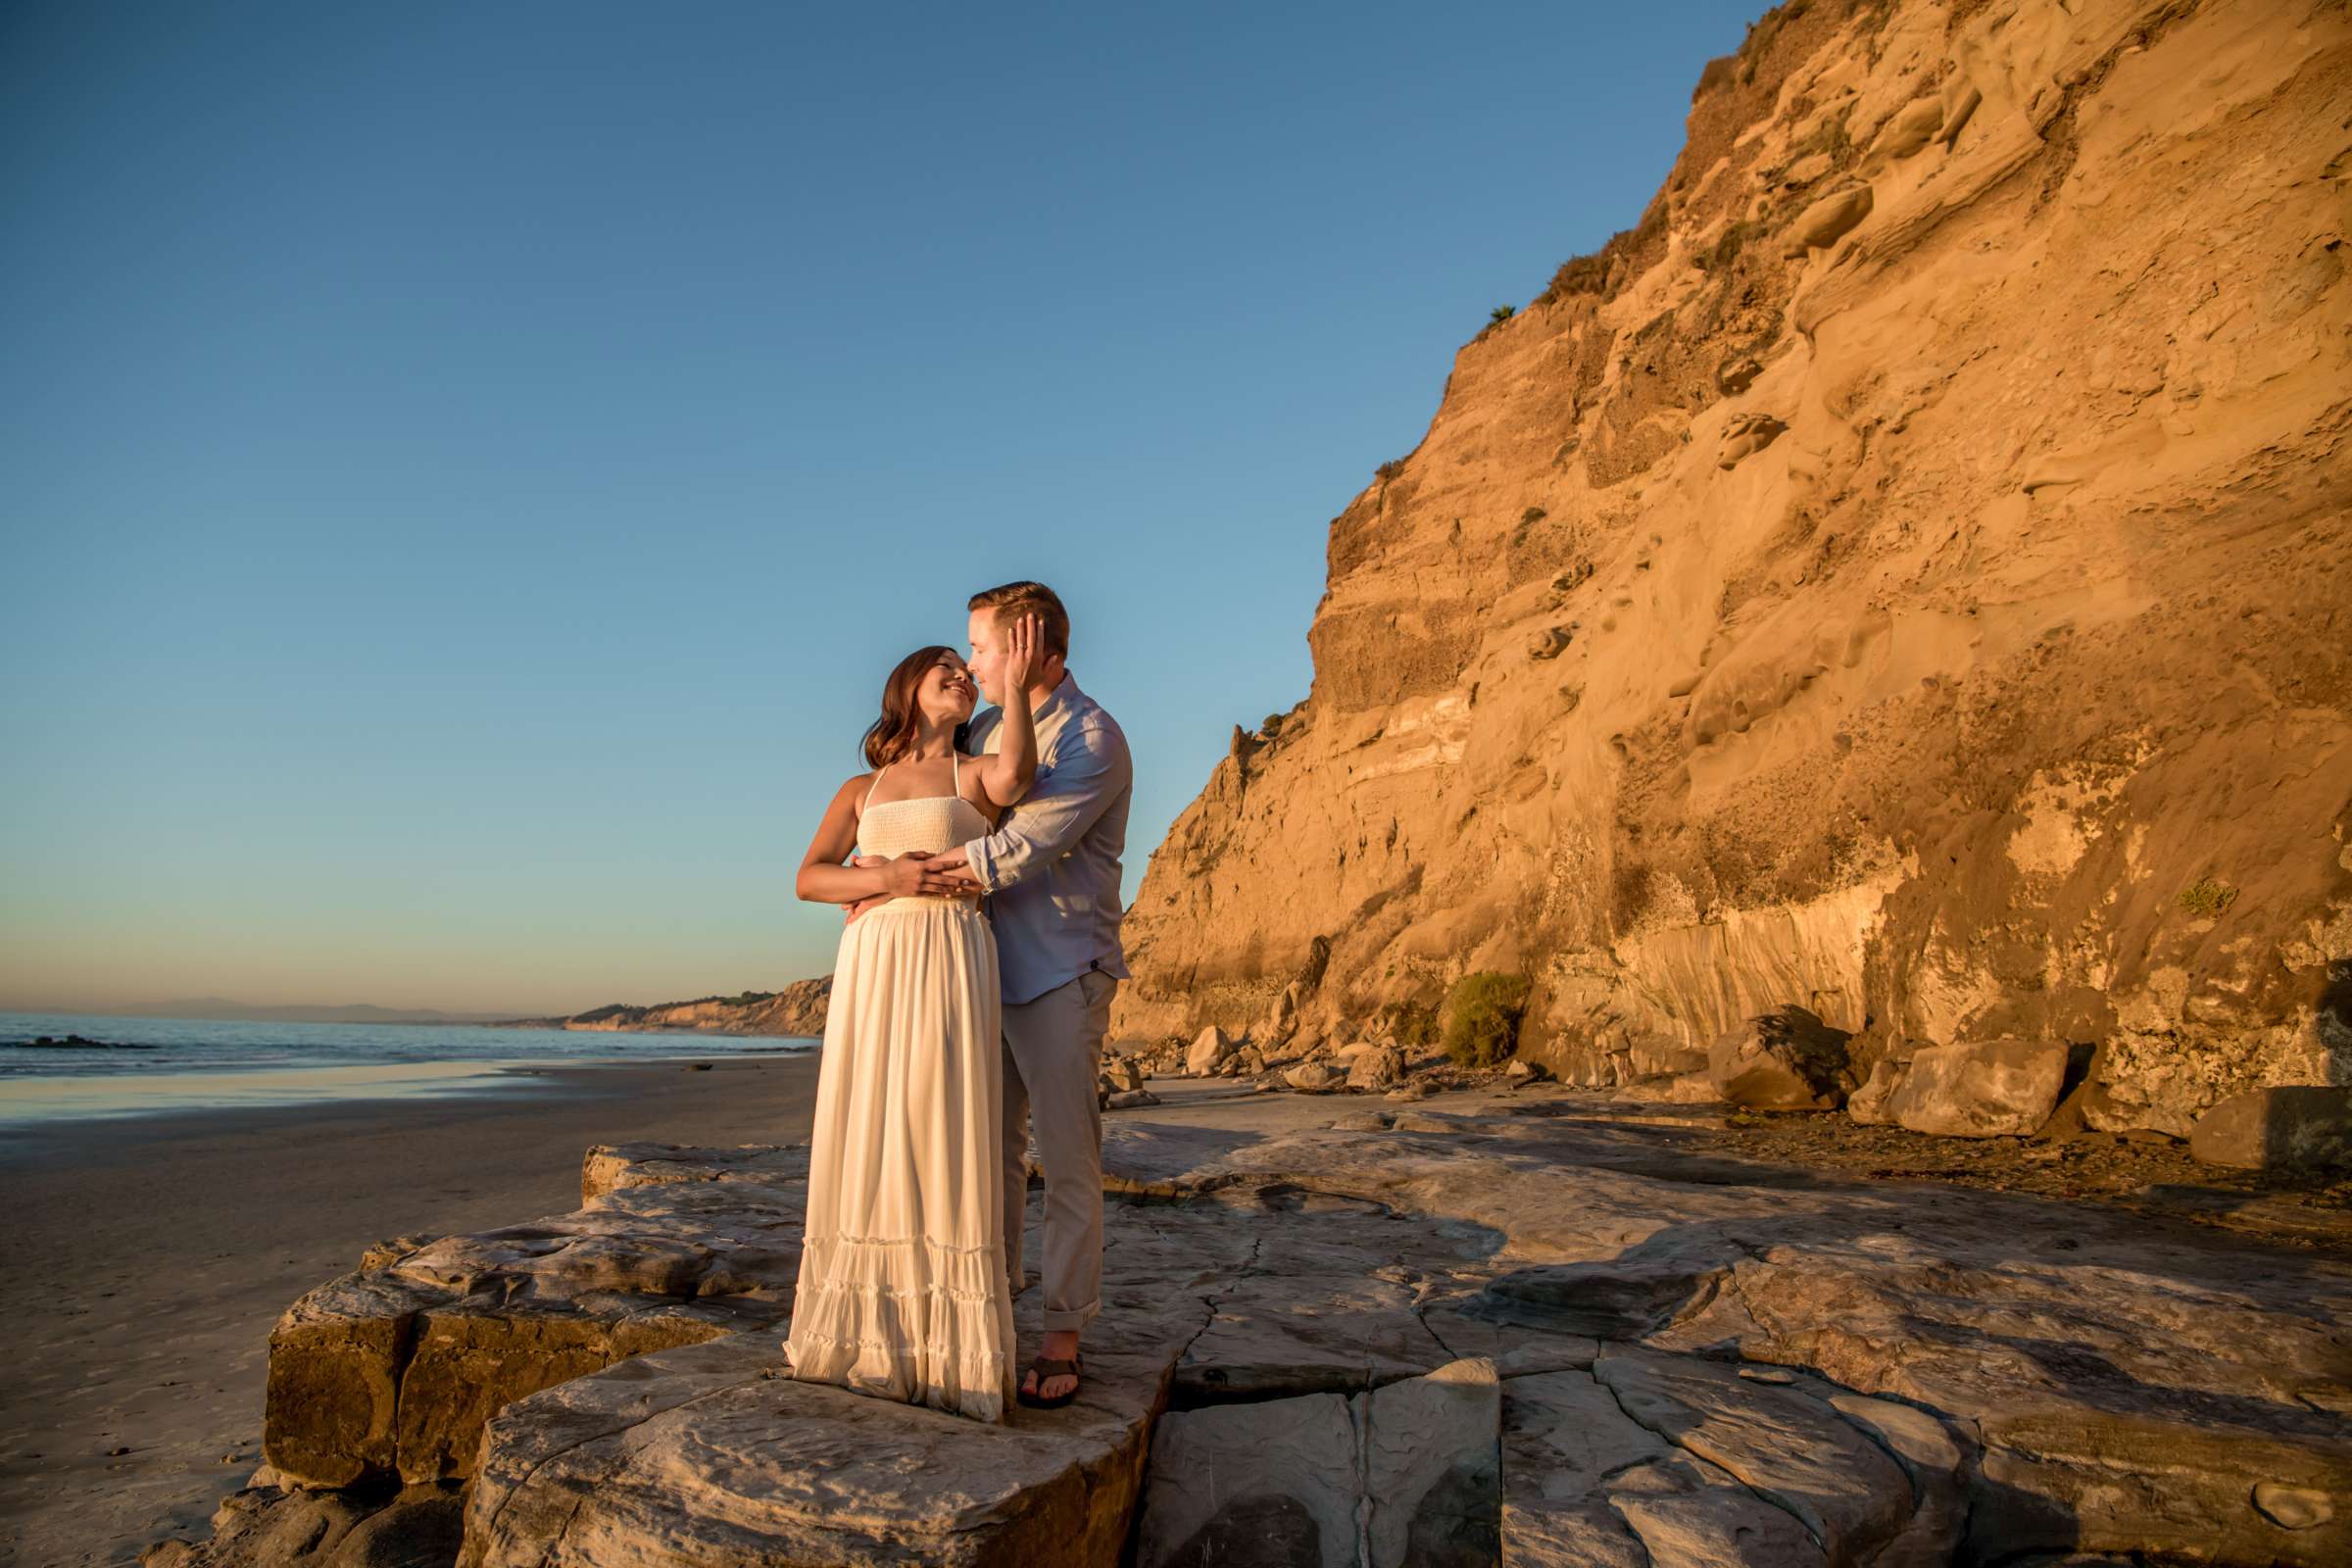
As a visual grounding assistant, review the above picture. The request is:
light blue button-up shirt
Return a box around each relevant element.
[962,672,1132,1006]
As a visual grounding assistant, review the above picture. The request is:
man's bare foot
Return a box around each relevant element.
[1020,1328,1081,1402]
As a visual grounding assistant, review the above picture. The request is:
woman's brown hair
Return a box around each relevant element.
[860,646,968,769]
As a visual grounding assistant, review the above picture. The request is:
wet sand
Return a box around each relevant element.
[0,1052,824,1568]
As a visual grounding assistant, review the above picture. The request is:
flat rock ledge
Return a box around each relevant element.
[147,1087,2352,1567]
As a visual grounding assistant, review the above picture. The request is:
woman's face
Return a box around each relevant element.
[915,652,977,724]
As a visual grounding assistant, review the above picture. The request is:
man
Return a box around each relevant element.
[853,580,1131,1408]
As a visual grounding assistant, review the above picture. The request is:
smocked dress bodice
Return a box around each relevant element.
[858,793,994,862]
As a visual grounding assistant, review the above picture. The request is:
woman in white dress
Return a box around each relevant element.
[783,618,1041,1422]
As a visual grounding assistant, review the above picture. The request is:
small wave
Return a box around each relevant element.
[5,1036,161,1051]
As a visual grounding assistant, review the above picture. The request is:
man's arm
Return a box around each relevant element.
[920,720,1129,895]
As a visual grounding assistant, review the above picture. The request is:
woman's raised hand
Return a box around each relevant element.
[1003,612,1042,693]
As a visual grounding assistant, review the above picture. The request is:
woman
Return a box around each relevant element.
[782,616,1041,1422]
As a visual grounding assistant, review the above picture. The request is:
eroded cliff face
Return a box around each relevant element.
[1115,0,2352,1133]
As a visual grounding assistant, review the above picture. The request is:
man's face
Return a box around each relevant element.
[965,608,1006,705]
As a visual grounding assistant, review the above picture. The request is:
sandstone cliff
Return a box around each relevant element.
[509,975,830,1039]
[1115,0,2352,1136]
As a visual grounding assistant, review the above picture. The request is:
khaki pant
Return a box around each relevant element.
[1001,967,1115,1332]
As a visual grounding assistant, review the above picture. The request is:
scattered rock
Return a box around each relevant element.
[1286,1061,1344,1092]
[1187,1025,1236,1077]
[1348,1044,1405,1091]
[140,1482,464,1568]
[1106,1089,1161,1110]
[1886,1037,2068,1138]
[1504,1058,1549,1087]
[1846,1057,1903,1125]
[2188,1086,2352,1171]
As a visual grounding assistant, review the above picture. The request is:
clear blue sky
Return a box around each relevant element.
[1,0,1766,1016]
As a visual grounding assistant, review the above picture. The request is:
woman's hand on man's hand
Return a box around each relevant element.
[845,852,981,921]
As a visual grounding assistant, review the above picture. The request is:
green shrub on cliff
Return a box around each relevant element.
[1442,972,1531,1068]
[2177,878,2238,917]
[1375,999,1440,1051]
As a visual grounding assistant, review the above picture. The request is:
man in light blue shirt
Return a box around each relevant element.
[914,581,1130,1409]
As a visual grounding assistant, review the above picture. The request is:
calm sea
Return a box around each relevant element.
[0,1010,815,1126]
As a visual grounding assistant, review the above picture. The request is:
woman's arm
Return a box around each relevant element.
[796,775,931,905]
[971,612,1042,808]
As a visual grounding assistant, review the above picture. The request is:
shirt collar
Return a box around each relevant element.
[1032,670,1079,728]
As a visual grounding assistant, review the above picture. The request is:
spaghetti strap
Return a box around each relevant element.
[860,763,887,811]
[952,753,960,795]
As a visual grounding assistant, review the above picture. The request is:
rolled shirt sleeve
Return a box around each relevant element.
[964,718,1131,893]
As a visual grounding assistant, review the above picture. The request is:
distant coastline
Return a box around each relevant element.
[491,975,831,1038]
[12,977,834,1035]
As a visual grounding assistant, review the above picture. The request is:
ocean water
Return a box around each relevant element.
[0,1010,815,1126]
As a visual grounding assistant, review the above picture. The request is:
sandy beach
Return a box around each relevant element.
[0,1052,824,1568]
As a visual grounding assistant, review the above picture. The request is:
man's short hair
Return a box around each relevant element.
[968,580,1070,661]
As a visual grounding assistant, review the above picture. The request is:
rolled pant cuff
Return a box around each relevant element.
[1042,1300,1100,1332]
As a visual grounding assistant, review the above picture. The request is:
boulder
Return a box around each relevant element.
[1106,1089,1161,1110]
[1105,1057,1147,1093]
[1706,1005,1855,1110]
[2188,1087,2352,1171]
[1187,1025,1236,1077]
[1348,1044,1406,1091]
[1260,982,1301,1048]
[1504,1058,1549,1087]
[1286,1061,1343,1092]
[1886,1038,2068,1138]
[1846,1057,1904,1125]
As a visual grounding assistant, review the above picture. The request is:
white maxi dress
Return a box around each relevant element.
[783,760,1019,1422]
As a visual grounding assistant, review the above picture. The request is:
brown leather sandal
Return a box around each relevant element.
[1016,1350,1083,1409]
